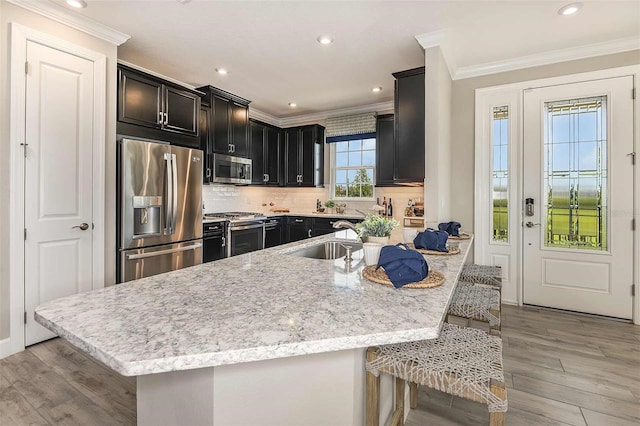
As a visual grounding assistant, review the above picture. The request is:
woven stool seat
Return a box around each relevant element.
[448,283,501,327]
[460,264,502,289]
[366,323,507,422]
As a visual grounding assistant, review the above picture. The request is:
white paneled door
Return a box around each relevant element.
[24,41,95,345]
[523,77,634,319]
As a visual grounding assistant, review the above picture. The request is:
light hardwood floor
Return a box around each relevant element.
[1,305,638,425]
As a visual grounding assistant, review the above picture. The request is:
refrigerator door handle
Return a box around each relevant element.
[171,153,178,234]
[125,242,203,260]
[164,152,173,234]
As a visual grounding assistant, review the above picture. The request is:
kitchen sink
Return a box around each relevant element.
[288,240,362,260]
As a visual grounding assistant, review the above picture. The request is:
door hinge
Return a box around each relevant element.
[633,87,636,100]
[628,152,636,165]
[24,312,27,324]
[633,218,636,231]
[24,228,27,240]
[25,61,29,75]
[633,284,636,297]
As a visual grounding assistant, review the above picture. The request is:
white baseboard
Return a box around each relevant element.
[502,299,518,306]
[0,338,11,359]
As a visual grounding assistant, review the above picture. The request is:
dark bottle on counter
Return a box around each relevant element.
[388,198,393,217]
[382,197,388,217]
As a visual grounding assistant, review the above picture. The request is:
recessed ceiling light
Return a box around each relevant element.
[372,86,383,93]
[215,68,228,75]
[317,35,334,45]
[66,0,87,8]
[288,103,297,108]
[558,2,582,15]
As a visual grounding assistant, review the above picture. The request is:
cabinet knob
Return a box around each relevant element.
[221,236,226,247]
[307,229,312,238]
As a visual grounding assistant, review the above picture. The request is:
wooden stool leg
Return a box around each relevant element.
[489,380,506,426]
[366,348,380,426]
[409,383,418,409]
[390,376,405,426]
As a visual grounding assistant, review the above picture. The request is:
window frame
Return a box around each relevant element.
[329,135,376,201]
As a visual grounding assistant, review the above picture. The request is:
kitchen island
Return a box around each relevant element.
[35,230,472,425]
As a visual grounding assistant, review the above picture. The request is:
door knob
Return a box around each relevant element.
[72,223,89,231]
[525,222,541,228]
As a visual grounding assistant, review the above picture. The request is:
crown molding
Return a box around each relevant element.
[248,108,280,127]
[415,30,445,50]
[279,101,394,128]
[6,0,130,45]
[118,60,198,90]
[453,36,640,80]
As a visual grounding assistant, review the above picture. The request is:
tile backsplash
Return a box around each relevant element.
[202,184,425,220]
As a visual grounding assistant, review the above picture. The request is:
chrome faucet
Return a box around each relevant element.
[332,220,358,232]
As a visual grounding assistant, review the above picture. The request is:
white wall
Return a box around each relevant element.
[424,46,452,223]
[0,2,118,340]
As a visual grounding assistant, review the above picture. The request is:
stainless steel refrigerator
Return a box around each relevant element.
[117,137,203,283]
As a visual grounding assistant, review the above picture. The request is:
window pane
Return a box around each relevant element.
[335,170,347,184]
[544,96,607,251]
[491,106,509,243]
[348,152,361,166]
[363,138,376,150]
[349,139,361,151]
[336,152,348,167]
[334,184,347,198]
[336,141,349,152]
[362,150,375,166]
[347,169,357,182]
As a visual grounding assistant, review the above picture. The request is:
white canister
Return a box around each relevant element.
[402,227,418,243]
[363,242,383,266]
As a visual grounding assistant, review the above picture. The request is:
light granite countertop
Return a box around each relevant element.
[35,230,472,377]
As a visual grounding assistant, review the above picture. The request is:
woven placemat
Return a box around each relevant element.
[448,232,471,240]
[362,266,445,289]
[406,244,461,256]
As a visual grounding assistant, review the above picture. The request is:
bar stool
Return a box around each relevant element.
[365,323,507,426]
[459,264,502,292]
[447,282,502,333]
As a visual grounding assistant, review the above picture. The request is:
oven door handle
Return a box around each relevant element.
[230,223,265,231]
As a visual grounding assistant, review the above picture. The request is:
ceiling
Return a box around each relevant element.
[65,0,639,118]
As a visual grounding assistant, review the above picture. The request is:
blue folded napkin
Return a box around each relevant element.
[376,244,429,288]
[414,228,449,252]
[438,221,461,237]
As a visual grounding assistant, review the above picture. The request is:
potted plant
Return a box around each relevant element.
[355,214,399,244]
[324,200,335,213]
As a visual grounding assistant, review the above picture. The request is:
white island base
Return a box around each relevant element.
[137,348,398,426]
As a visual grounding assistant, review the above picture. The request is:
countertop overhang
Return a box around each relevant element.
[35,230,472,376]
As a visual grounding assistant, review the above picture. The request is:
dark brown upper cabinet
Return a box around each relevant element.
[200,102,212,183]
[117,64,201,148]
[393,67,425,184]
[283,125,324,187]
[249,120,281,186]
[197,86,251,158]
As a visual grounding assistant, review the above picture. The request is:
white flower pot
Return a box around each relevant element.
[363,242,383,266]
[365,236,390,245]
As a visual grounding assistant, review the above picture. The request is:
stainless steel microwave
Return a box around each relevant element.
[212,154,252,185]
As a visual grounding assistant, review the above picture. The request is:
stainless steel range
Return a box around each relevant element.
[204,212,266,257]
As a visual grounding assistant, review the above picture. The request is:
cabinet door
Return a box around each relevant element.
[284,129,300,186]
[299,126,315,186]
[395,72,425,182]
[287,217,311,242]
[212,95,231,154]
[203,235,226,263]
[164,86,199,136]
[265,126,281,185]
[118,68,162,129]
[249,121,265,184]
[230,102,249,157]
[312,217,338,236]
[376,114,395,186]
[200,105,212,183]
